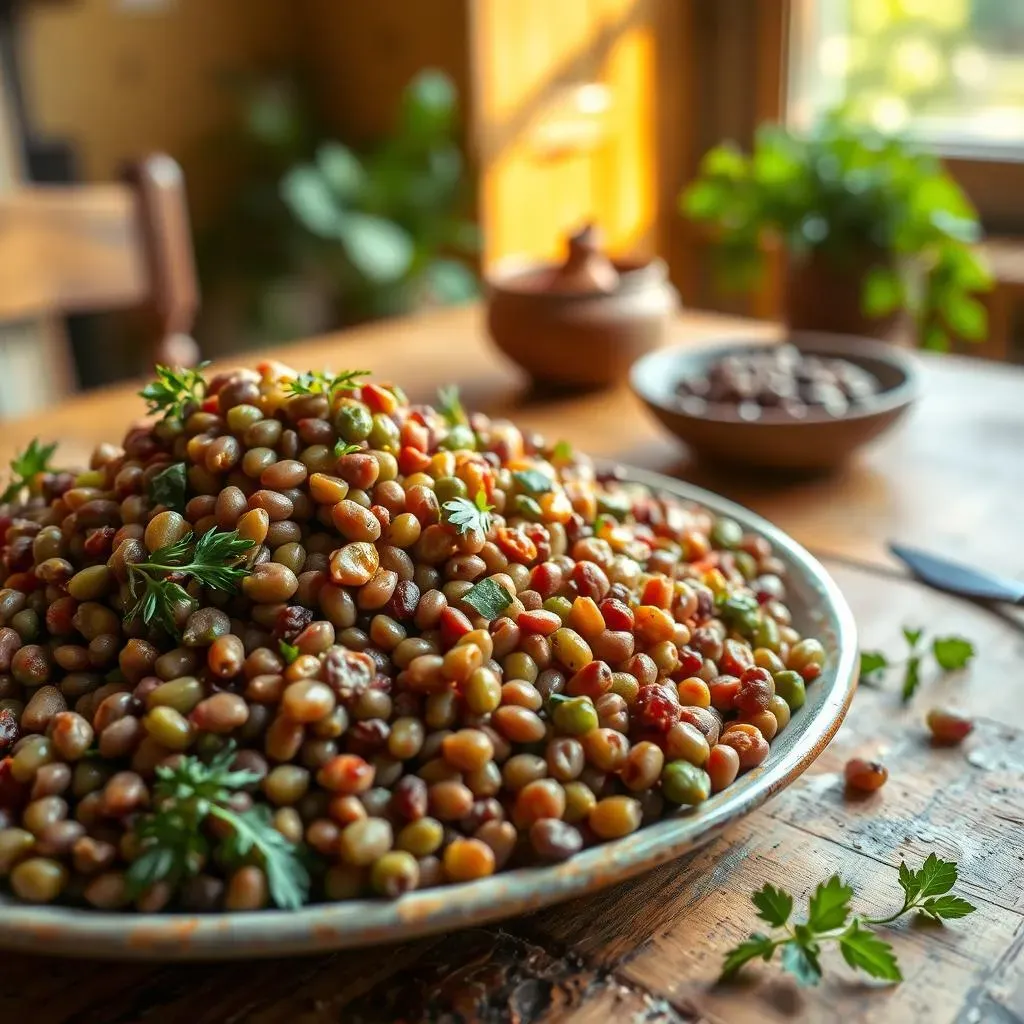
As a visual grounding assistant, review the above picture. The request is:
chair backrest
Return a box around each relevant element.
[0,154,200,367]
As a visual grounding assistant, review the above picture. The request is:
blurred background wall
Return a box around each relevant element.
[0,0,1021,409]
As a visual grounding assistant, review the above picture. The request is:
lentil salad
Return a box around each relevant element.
[0,363,826,911]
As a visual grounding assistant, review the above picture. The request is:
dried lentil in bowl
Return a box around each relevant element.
[0,364,826,911]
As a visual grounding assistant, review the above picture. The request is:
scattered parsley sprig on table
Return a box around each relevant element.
[721,854,976,987]
[443,490,494,536]
[139,363,211,422]
[0,438,59,504]
[126,529,254,635]
[284,369,369,398]
[128,743,309,909]
[860,627,975,701]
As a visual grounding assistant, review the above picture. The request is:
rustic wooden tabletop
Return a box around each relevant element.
[1,306,1022,1024]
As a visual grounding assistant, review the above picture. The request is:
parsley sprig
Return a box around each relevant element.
[284,369,369,398]
[0,438,58,504]
[437,383,468,426]
[861,627,975,701]
[128,743,309,909]
[442,490,494,536]
[722,854,976,987]
[127,529,254,634]
[139,363,211,421]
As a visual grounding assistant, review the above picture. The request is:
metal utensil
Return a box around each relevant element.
[889,542,1024,605]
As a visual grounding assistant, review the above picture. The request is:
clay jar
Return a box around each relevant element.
[486,225,679,390]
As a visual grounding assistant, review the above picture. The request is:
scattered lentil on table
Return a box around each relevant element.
[0,363,827,911]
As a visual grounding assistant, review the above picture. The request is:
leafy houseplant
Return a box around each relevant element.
[681,111,992,350]
[197,69,478,347]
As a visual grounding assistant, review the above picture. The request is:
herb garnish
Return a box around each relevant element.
[148,462,188,513]
[139,363,211,421]
[437,383,468,426]
[442,490,494,536]
[462,578,514,620]
[126,529,254,634]
[860,628,975,700]
[278,639,300,664]
[128,743,309,909]
[333,440,363,458]
[0,438,58,504]
[511,469,553,495]
[721,854,975,987]
[284,369,370,398]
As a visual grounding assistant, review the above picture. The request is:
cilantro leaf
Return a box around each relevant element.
[919,895,976,920]
[902,626,924,649]
[461,578,513,620]
[1,438,59,503]
[442,490,494,536]
[512,469,553,495]
[932,636,975,672]
[859,650,889,683]
[781,941,822,987]
[148,462,188,513]
[436,383,467,426]
[808,875,854,932]
[901,654,922,702]
[719,933,776,980]
[751,884,793,927]
[838,921,902,982]
[278,640,300,665]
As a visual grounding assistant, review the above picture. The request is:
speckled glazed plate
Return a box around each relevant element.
[0,467,858,960]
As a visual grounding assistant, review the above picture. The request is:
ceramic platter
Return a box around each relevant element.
[0,466,858,960]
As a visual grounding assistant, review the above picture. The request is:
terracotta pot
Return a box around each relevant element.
[784,249,912,345]
[486,225,679,389]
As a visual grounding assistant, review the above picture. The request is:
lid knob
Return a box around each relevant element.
[549,223,620,293]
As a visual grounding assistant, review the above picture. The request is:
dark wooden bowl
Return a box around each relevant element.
[630,333,921,472]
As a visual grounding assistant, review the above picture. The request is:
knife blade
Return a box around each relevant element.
[888,542,1024,605]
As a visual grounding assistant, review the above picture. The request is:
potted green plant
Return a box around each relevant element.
[197,69,478,349]
[680,110,992,350]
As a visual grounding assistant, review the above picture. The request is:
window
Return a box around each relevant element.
[787,0,1024,160]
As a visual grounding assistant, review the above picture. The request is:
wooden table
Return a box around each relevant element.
[2,306,1023,1024]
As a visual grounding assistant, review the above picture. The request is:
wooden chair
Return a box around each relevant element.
[0,153,201,374]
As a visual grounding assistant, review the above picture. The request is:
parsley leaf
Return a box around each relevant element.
[901,654,922,702]
[461,578,513,620]
[838,922,902,982]
[932,636,975,671]
[781,941,823,987]
[0,438,58,504]
[334,440,363,458]
[148,462,188,513]
[752,883,793,927]
[919,895,976,920]
[278,640,300,665]
[859,650,889,684]
[902,626,924,649]
[442,490,494,536]
[512,469,553,495]
[720,933,776,980]
[908,853,958,899]
[808,875,854,931]
[128,743,309,909]
[126,529,254,634]
[139,362,210,421]
[285,369,369,397]
[437,384,468,426]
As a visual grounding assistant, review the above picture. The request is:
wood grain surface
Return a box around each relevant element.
[1,306,1021,1024]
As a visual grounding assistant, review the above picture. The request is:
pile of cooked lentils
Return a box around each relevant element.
[0,364,825,912]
